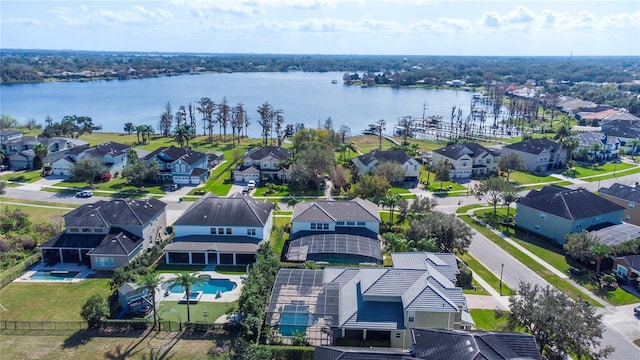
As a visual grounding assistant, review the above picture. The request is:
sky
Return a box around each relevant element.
[1,0,639,56]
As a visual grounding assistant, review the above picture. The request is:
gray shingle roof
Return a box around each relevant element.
[244,146,293,161]
[87,231,143,256]
[144,146,208,165]
[82,141,130,157]
[354,150,411,166]
[292,198,380,223]
[433,143,498,160]
[173,193,272,227]
[599,183,640,204]
[164,235,260,253]
[41,229,142,257]
[503,138,562,155]
[517,185,624,220]
[64,198,166,228]
[313,346,408,360]
[410,328,542,360]
[620,255,640,272]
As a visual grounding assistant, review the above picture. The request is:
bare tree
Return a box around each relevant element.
[217,97,231,141]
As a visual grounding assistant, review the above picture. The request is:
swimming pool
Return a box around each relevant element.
[169,277,237,295]
[28,270,80,281]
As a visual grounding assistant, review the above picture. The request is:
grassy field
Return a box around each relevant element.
[583,166,640,183]
[0,279,112,321]
[0,203,71,222]
[457,252,513,296]
[570,162,635,178]
[470,309,508,331]
[0,169,43,183]
[507,171,558,185]
[157,301,236,323]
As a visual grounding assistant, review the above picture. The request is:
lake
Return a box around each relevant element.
[0,72,480,138]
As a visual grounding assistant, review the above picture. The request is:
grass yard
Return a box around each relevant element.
[157,301,236,324]
[456,204,485,214]
[0,170,43,183]
[470,309,508,331]
[457,252,513,296]
[570,274,640,306]
[506,171,558,185]
[0,279,112,321]
[519,180,572,190]
[389,187,417,199]
[271,216,291,256]
[348,135,395,153]
[569,162,635,178]
[582,166,640,182]
[0,330,215,360]
[1,203,70,222]
[55,176,165,195]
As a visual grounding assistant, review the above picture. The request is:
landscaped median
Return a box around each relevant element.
[459,213,604,307]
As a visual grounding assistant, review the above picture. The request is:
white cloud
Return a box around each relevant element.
[1,17,40,26]
[503,5,535,24]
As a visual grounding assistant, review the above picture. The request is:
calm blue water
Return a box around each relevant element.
[280,312,308,336]
[29,270,80,280]
[0,72,478,138]
[170,278,236,295]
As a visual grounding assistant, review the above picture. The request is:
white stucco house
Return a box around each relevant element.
[431,143,500,178]
[351,150,420,182]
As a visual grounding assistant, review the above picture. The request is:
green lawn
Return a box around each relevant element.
[389,187,417,199]
[470,309,508,331]
[570,162,635,178]
[0,170,43,183]
[519,180,572,190]
[506,171,558,185]
[582,166,640,183]
[157,301,236,323]
[0,202,72,221]
[55,176,165,195]
[0,279,112,321]
[456,204,485,214]
[458,252,513,296]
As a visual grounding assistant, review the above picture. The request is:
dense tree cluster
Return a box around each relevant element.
[41,115,95,138]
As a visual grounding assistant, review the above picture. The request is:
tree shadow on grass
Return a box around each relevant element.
[62,329,96,349]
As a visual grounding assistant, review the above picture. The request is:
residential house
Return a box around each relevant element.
[266,252,473,348]
[408,328,542,360]
[0,129,22,142]
[144,146,210,185]
[515,185,624,244]
[598,183,640,225]
[351,150,420,182]
[39,198,167,271]
[285,198,381,264]
[232,146,293,183]
[208,151,225,168]
[572,132,620,160]
[50,141,129,176]
[613,255,640,289]
[164,193,273,266]
[601,127,640,154]
[4,137,89,171]
[313,346,407,359]
[431,143,500,179]
[501,138,566,172]
[601,112,640,132]
[576,108,620,126]
[557,96,597,116]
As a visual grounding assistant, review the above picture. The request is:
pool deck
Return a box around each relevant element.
[158,271,245,303]
[15,262,94,283]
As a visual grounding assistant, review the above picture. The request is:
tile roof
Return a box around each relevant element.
[244,146,293,161]
[410,328,542,360]
[433,143,498,160]
[64,198,166,228]
[503,138,562,155]
[517,185,624,220]
[292,198,380,223]
[391,252,459,282]
[599,183,640,204]
[354,150,412,166]
[173,193,272,227]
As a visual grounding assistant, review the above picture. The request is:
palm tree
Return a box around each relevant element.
[174,125,190,148]
[561,136,580,168]
[627,138,640,161]
[383,232,409,253]
[135,125,144,143]
[167,272,205,322]
[137,273,162,331]
[502,191,519,232]
[33,143,48,170]
[381,193,402,224]
[143,125,155,143]
[589,244,610,274]
[589,142,604,166]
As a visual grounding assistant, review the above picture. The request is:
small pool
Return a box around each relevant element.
[169,277,236,295]
[28,270,80,281]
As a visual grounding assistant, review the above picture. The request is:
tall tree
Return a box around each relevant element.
[124,122,135,135]
[498,153,525,181]
[257,102,274,146]
[381,192,402,224]
[589,142,604,164]
[627,138,640,161]
[197,97,215,140]
[376,118,386,149]
[349,174,390,204]
[167,272,205,322]
[135,125,144,143]
[274,110,285,146]
[589,244,611,274]
[561,136,580,168]
[32,143,48,170]
[474,176,517,216]
[175,105,187,128]
[564,231,601,263]
[502,190,519,230]
[71,157,108,185]
[374,161,405,186]
[406,211,473,253]
[123,160,158,187]
[433,160,451,190]
[137,273,162,331]
[159,102,173,137]
[508,281,613,359]
[187,103,197,137]
[231,103,246,146]
[217,97,231,141]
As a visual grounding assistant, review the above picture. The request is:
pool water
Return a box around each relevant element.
[170,278,236,295]
[29,270,80,281]
[280,312,309,336]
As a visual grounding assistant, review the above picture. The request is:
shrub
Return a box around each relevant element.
[270,345,314,360]
[20,236,36,250]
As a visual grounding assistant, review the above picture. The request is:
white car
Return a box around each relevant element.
[75,190,93,198]
[247,180,256,189]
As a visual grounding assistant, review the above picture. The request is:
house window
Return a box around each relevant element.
[175,164,180,172]
[626,215,631,221]
[486,158,491,164]
[616,265,628,278]
[226,228,232,235]
[462,161,467,166]
[346,221,355,226]
[181,165,186,173]
[357,221,365,226]
[94,228,104,233]
[336,221,345,225]
[96,257,114,268]
[69,228,79,233]
[575,222,582,229]
[630,203,635,209]
[247,228,256,236]
[408,311,415,322]
[82,228,92,233]
[540,213,546,220]
[263,162,269,168]
[211,228,216,235]
[311,223,317,230]
[323,223,329,230]
[219,228,224,234]
[534,225,540,230]
[414,165,418,171]
[395,332,402,339]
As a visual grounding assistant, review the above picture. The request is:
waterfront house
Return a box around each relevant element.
[267,252,472,348]
[5,137,89,171]
[143,146,210,185]
[572,132,620,161]
[515,185,624,244]
[40,197,167,271]
[431,143,500,179]
[49,141,129,176]
[232,146,293,183]
[351,150,420,183]
[164,193,273,266]
[500,138,566,172]
[285,198,381,264]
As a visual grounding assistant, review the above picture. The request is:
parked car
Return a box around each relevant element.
[242,186,250,194]
[247,180,256,189]
[634,305,640,315]
[568,267,585,276]
[75,190,93,198]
